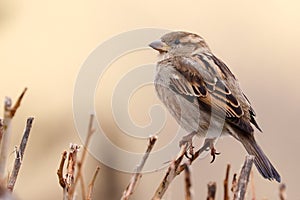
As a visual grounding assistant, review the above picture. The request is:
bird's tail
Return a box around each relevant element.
[238,134,281,182]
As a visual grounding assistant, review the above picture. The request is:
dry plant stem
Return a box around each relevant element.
[207,182,216,200]
[0,183,14,200]
[250,170,256,200]
[79,172,86,200]
[7,117,34,192]
[0,88,27,179]
[70,114,95,197]
[176,141,210,174]
[57,151,68,188]
[86,166,100,200]
[152,143,188,200]
[183,164,192,200]
[61,144,81,200]
[279,183,287,200]
[57,147,80,200]
[6,88,27,118]
[152,141,210,200]
[121,136,158,200]
[66,144,80,189]
[0,115,12,179]
[63,188,68,200]
[223,164,230,200]
[231,173,238,198]
[0,119,3,148]
[234,155,255,200]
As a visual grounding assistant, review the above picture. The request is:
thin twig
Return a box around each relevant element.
[66,144,80,190]
[79,171,86,200]
[0,88,27,179]
[7,88,27,118]
[0,119,3,148]
[7,117,34,192]
[223,164,230,200]
[0,183,14,200]
[57,145,80,200]
[57,151,68,188]
[250,170,256,200]
[152,141,210,200]
[0,97,12,179]
[279,183,287,200]
[152,143,188,200]
[207,182,216,200]
[70,114,95,198]
[234,155,255,200]
[86,166,100,200]
[121,135,158,200]
[183,164,192,200]
[231,173,237,195]
[176,142,210,175]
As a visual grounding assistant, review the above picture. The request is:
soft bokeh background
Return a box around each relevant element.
[0,0,299,199]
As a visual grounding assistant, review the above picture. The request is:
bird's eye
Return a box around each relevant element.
[174,39,180,45]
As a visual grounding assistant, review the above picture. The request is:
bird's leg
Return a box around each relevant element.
[203,138,220,163]
[179,131,197,160]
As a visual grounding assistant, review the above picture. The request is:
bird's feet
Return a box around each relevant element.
[179,131,197,160]
[203,138,220,163]
[210,146,220,163]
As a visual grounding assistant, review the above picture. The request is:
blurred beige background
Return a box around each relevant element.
[0,0,300,199]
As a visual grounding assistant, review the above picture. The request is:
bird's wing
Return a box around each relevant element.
[209,54,262,132]
[159,54,260,134]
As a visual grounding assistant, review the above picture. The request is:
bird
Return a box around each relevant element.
[149,31,281,182]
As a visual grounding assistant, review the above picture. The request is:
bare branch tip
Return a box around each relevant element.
[279,183,287,200]
[207,182,217,200]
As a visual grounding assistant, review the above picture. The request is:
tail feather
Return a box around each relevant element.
[239,134,281,182]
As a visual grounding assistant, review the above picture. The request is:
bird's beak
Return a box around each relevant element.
[149,40,170,53]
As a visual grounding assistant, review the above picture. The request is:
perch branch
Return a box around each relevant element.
[183,164,192,200]
[7,117,34,192]
[152,143,188,200]
[233,155,255,200]
[207,182,216,200]
[152,141,210,199]
[176,142,210,174]
[86,166,100,200]
[121,135,157,200]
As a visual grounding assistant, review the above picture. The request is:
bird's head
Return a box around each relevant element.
[149,31,211,57]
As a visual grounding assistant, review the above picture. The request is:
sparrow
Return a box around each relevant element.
[149,31,281,182]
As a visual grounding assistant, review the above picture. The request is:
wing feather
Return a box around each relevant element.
[160,54,259,134]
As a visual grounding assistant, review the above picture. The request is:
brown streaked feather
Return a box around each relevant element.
[160,54,258,134]
[243,93,263,132]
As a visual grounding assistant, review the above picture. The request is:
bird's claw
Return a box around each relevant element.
[210,147,220,163]
[180,140,194,160]
[184,150,194,161]
[179,132,197,161]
